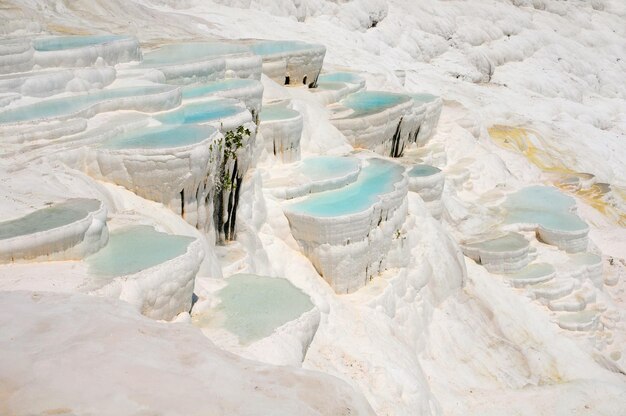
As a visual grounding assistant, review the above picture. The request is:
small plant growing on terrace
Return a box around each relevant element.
[224,125,250,160]
[220,125,251,191]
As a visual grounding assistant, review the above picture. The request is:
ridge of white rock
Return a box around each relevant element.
[0,67,116,97]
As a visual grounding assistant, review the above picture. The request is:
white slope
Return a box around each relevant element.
[1,1,625,415]
[0,290,375,416]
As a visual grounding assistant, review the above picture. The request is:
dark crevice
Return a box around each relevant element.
[190,293,199,311]
[225,159,237,241]
[180,189,185,217]
[308,72,320,88]
[228,175,243,240]
[303,75,307,85]
[285,75,290,85]
[390,117,404,158]
[412,125,421,143]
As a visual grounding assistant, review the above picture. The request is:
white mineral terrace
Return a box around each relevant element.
[502,186,590,253]
[330,90,419,157]
[462,232,531,274]
[32,35,141,67]
[267,156,362,200]
[156,97,253,133]
[0,35,140,74]
[313,71,366,104]
[259,102,303,163]
[0,84,181,125]
[132,41,262,84]
[86,225,203,321]
[0,67,116,97]
[88,124,223,231]
[407,164,444,219]
[0,1,625,412]
[0,198,108,263]
[182,78,264,119]
[284,158,408,293]
[193,273,320,366]
[409,93,443,147]
[247,40,326,87]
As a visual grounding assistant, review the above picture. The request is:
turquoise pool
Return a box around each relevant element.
[503,186,587,232]
[141,42,249,66]
[318,72,363,84]
[288,158,404,217]
[0,85,173,124]
[33,35,129,51]
[248,40,319,56]
[182,79,259,99]
[86,225,194,277]
[408,164,441,177]
[409,93,438,104]
[157,99,244,125]
[101,124,217,149]
[0,199,101,240]
[260,104,300,121]
[214,273,314,344]
[340,91,410,117]
[298,156,360,182]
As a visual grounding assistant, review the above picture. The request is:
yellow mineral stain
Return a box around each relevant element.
[46,24,93,36]
[573,183,626,227]
[488,125,625,226]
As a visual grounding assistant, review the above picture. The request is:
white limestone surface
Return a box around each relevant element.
[0,39,34,74]
[0,290,376,416]
[1,1,626,415]
[410,93,443,147]
[259,102,303,163]
[0,67,116,97]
